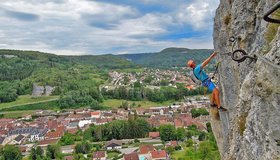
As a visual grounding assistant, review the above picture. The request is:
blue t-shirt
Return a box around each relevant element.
[193,64,209,81]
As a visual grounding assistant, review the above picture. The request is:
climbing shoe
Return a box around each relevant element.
[210,104,217,107]
[218,106,227,111]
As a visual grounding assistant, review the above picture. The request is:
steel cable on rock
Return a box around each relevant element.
[254,52,280,70]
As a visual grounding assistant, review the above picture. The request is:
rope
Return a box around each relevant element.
[211,61,222,79]
[263,2,280,24]
[254,52,280,70]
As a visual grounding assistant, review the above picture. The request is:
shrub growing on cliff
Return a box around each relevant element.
[264,10,280,43]
[223,14,231,25]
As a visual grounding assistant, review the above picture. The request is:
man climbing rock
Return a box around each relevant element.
[187,51,227,111]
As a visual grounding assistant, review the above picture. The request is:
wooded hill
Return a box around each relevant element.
[118,47,214,68]
[0,49,212,110]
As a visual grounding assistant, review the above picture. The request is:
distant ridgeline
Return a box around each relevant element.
[118,47,214,69]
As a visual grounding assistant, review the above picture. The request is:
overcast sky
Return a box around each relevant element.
[0,0,220,55]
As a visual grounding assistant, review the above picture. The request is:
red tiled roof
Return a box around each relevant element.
[124,152,139,160]
[91,111,101,116]
[149,132,160,138]
[67,128,78,134]
[174,119,183,127]
[46,126,65,139]
[151,150,167,159]
[139,144,155,154]
[93,151,106,158]
[38,139,58,146]
[47,120,58,130]
[167,141,178,147]
[0,118,15,122]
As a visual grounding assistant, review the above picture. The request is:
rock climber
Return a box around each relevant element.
[186,51,227,111]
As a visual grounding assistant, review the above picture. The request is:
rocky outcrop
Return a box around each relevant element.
[213,0,280,159]
[32,84,55,97]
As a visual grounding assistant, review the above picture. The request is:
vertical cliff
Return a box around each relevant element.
[212,0,280,159]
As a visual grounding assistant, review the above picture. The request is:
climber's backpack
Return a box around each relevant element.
[188,69,202,85]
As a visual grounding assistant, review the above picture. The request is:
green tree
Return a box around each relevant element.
[60,132,75,145]
[0,145,22,160]
[198,132,206,141]
[166,146,175,154]
[75,141,91,154]
[30,148,36,160]
[185,139,194,147]
[159,124,176,141]
[74,154,87,160]
[35,146,44,159]
[46,145,60,159]
[176,128,186,141]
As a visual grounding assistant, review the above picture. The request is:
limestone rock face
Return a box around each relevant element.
[213,0,280,159]
[32,84,55,97]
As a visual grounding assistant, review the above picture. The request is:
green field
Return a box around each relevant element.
[171,147,188,160]
[1,110,35,118]
[0,95,59,109]
[102,99,173,109]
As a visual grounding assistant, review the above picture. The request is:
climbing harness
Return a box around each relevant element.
[263,2,280,24]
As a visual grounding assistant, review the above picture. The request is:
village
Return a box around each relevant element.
[0,96,211,160]
[104,68,196,89]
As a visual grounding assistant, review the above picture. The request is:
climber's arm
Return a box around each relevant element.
[201,51,217,68]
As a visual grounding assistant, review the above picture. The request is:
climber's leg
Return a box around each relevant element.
[213,88,221,108]
[203,79,217,107]
[210,91,216,107]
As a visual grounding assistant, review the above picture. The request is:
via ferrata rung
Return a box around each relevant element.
[263,2,280,24]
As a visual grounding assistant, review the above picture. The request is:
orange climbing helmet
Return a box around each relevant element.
[187,60,195,68]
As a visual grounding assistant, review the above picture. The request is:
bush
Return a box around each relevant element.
[185,139,194,147]
[223,14,231,25]
[175,146,182,150]
[134,139,140,143]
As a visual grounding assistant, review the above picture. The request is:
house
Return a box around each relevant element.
[68,121,79,129]
[38,139,58,148]
[47,119,58,130]
[66,128,78,134]
[174,119,183,128]
[151,150,167,160]
[61,145,75,154]
[66,113,90,121]
[139,144,155,154]
[149,132,160,139]
[91,111,101,119]
[45,126,65,139]
[93,151,106,160]
[8,127,47,142]
[166,141,178,148]
[95,118,109,125]
[105,139,122,150]
[124,152,139,160]
[12,134,25,144]
[135,108,146,115]
[78,119,92,128]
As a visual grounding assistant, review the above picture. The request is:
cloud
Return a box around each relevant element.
[0,0,219,55]
[176,0,219,30]
[0,8,39,21]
